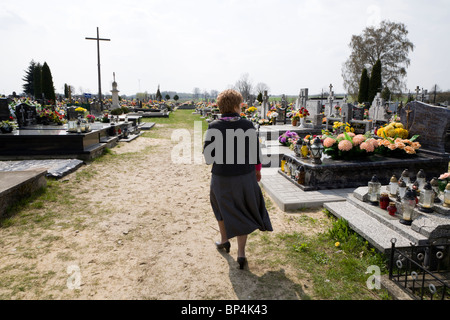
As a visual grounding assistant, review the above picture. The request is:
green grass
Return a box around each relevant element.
[250,209,390,300]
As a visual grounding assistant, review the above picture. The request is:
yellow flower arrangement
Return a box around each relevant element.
[246,106,257,113]
[75,107,87,113]
[377,122,408,139]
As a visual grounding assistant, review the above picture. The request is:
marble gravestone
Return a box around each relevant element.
[369,93,389,123]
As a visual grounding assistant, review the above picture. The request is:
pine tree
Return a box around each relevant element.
[257,92,263,104]
[64,84,69,99]
[381,86,391,101]
[22,60,36,96]
[41,62,56,103]
[33,63,43,100]
[368,59,382,104]
[156,85,162,101]
[357,68,370,103]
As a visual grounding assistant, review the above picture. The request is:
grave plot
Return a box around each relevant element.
[0,101,148,161]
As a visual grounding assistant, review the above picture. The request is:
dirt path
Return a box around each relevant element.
[0,122,314,300]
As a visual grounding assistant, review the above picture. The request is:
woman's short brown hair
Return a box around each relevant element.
[216,89,243,114]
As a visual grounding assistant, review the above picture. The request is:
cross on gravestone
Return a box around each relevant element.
[327,84,335,116]
[15,104,37,127]
[415,86,421,101]
[85,27,111,111]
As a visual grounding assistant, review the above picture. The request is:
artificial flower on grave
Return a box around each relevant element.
[321,130,376,160]
[438,172,450,192]
[246,106,257,116]
[298,107,310,118]
[375,136,421,158]
[267,111,279,119]
[278,131,300,147]
[257,119,271,126]
[332,121,355,135]
[376,122,409,139]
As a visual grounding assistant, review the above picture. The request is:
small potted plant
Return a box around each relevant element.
[291,112,300,126]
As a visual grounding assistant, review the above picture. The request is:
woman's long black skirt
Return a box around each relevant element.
[210,171,273,239]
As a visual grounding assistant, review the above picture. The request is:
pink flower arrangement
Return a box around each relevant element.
[323,137,336,148]
[439,172,450,180]
[360,141,375,153]
[338,140,353,152]
[352,134,366,146]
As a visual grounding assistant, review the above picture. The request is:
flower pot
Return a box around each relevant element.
[292,119,298,126]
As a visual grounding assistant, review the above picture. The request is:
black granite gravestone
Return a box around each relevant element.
[0,98,11,121]
[15,103,37,127]
[352,107,365,120]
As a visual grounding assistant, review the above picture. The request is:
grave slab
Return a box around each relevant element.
[0,169,47,217]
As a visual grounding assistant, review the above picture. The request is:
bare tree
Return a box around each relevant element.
[342,20,414,96]
[255,82,270,95]
[234,73,253,102]
[210,90,219,100]
[193,87,201,100]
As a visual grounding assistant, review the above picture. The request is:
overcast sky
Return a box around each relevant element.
[1,0,449,97]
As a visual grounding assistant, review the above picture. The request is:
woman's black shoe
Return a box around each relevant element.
[237,257,247,269]
[215,241,231,253]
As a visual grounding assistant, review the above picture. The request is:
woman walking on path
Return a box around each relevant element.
[203,89,273,269]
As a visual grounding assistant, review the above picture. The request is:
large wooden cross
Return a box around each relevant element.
[86,27,110,110]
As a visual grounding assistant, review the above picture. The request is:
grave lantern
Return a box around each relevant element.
[389,175,398,197]
[398,179,407,200]
[418,182,435,213]
[444,183,450,208]
[368,175,381,205]
[281,156,287,172]
[294,139,302,158]
[295,166,305,185]
[400,188,416,226]
[401,169,411,186]
[301,140,309,159]
[416,169,426,191]
[290,160,296,179]
[430,177,441,203]
[310,137,324,164]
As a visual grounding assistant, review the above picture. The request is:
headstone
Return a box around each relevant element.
[90,102,102,117]
[0,98,11,121]
[399,101,450,154]
[352,107,365,121]
[369,93,389,123]
[67,107,79,121]
[340,103,354,124]
[296,88,308,109]
[305,100,322,119]
[15,103,37,127]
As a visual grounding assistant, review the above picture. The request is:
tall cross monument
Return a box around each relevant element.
[86,27,111,111]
